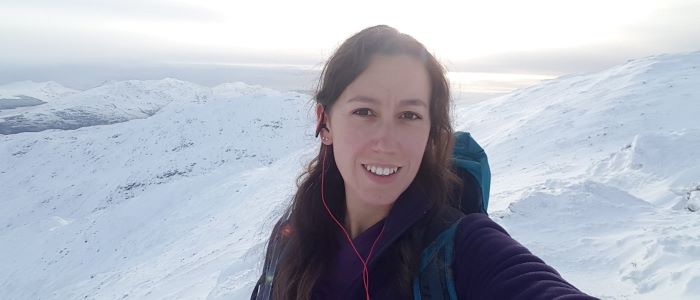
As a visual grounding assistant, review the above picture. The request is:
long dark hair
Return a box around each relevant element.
[268,25,460,299]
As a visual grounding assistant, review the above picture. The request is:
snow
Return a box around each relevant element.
[1,50,699,299]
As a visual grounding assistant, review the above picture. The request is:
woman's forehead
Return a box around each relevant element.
[339,54,431,106]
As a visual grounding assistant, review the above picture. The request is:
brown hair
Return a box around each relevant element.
[267,25,460,299]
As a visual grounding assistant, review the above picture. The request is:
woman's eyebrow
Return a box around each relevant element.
[347,96,428,108]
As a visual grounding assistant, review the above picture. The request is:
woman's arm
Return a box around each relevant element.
[453,214,599,299]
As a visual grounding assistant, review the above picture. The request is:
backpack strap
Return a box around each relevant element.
[251,217,291,300]
[412,207,465,300]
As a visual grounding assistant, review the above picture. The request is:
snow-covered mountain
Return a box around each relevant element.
[1,51,699,299]
[0,78,217,134]
[0,80,79,113]
[0,80,78,102]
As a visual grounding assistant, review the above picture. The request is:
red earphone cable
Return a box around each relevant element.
[320,144,385,300]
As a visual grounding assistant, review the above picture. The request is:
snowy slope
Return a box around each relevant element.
[1,51,699,300]
[0,81,316,299]
[454,51,700,211]
[454,50,700,299]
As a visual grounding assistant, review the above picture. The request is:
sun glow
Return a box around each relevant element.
[144,0,660,62]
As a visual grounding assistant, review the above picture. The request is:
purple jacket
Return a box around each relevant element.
[311,183,598,299]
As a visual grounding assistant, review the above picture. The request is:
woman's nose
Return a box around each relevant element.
[370,120,398,153]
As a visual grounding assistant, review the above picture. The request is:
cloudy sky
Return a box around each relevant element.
[2,0,700,89]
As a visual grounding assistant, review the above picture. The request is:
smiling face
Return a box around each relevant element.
[321,54,432,210]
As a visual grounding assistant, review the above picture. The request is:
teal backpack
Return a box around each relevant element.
[451,131,491,215]
[412,131,491,299]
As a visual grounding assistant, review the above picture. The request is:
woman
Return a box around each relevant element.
[251,25,596,300]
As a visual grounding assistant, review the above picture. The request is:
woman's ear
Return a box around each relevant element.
[315,104,332,145]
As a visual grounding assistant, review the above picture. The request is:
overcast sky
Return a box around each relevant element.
[2,0,700,88]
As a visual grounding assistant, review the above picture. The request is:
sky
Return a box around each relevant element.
[1,0,700,90]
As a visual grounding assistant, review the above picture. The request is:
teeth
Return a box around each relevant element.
[364,164,399,176]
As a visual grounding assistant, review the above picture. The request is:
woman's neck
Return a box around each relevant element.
[344,194,393,239]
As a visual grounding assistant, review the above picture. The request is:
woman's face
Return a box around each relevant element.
[321,54,431,209]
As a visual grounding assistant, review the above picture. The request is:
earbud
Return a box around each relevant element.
[315,105,329,138]
[315,122,328,138]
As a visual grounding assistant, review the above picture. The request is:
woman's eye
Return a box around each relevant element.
[400,112,422,120]
[352,108,374,117]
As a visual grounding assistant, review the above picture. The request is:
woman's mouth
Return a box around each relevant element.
[362,164,401,177]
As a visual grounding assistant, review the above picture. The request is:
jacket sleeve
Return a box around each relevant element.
[452,214,599,300]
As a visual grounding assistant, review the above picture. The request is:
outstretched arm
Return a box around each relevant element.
[453,214,599,300]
